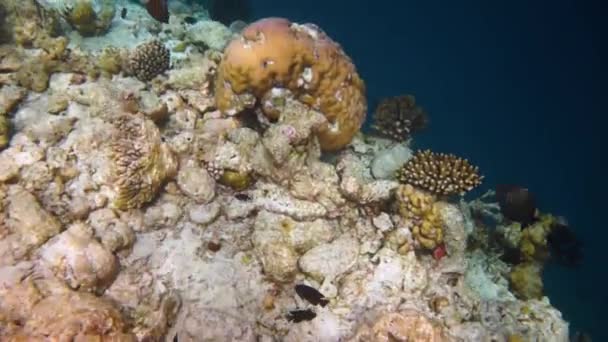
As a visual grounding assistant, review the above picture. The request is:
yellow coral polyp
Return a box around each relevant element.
[215,17,367,151]
[396,184,444,250]
[218,170,253,191]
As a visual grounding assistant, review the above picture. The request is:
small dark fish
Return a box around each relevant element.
[495,184,537,227]
[121,7,127,19]
[184,16,197,25]
[145,0,169,23]
[235,193,251,201]
[286,309,316,323]
[547,220,583,267]
[295,284,329,307]
[571,331,592,342]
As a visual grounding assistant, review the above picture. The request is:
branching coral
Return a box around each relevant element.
[371,94,428,142]
[509,262,543,300]
[395,184,444,250]
[63,0,115,37]
[128,40,171,82]
[215,17,367,151]
[109,114,178,210]
[397,149,483,196]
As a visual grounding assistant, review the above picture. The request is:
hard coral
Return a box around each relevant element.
[372,94,428,142]
[128,40,171,82]
[395,184,444,250]
[397,149,483,196]
[110,114,177,210]
[63,0,115,37]
[215,17,367,151]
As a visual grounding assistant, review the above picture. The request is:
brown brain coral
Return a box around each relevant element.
[397,149,483,196]
[395,184,444,250]
[110,114,177,210]
[215,17,367,151]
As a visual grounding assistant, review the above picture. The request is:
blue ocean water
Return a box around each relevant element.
[249,0,605,339]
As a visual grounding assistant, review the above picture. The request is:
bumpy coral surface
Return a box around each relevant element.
[128,40,171,81]
[396,183,445,250]
[215,17,367,151]
[110,114,178,210]
[397,149,483,196]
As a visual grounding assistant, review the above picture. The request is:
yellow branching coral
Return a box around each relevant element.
[110,114,177,210]
[215,17,367,151]
[395,184,444,250]
[397,150,483,196]
[509,262,543,300]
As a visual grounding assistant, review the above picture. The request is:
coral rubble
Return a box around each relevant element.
[0,5,570,341]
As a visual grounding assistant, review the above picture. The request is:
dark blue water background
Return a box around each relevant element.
[248,0,605,339]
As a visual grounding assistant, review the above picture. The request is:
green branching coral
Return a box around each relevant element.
[63,0,115,37]
[110,114,177,210]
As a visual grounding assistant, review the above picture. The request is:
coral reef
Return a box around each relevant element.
[372,94,429,142]
[128,40,171,81]
[397,149,483,196]
[0,8,571,341]
[215,17,367,151]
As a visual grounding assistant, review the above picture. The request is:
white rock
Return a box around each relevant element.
[298,235,359,281]
[177,162,216,203]
[188,202,221,225]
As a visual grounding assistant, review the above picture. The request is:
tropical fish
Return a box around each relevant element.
[295,284,329,307]
[286,309,316,323]
[547,220,584,267]
[495,184,537,227]
[143,0,169,23]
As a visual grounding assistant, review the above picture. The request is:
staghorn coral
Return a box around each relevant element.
[109,114,178,210]
[215,17,367,151]
[63,0,116,37]
[397,149,483,196]
[128,40,171,82]
[395,183,444,250]
[371,94,428,142]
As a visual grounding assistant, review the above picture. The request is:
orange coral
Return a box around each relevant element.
[215,17,367,151]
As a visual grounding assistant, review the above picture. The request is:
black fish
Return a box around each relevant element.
[547,220,584,267]
[286,309,316,323]
[295,284,329,307]
[184,16,197,25]
[120,7,127,19]
[145,0,169,23]
[495,184,537,227]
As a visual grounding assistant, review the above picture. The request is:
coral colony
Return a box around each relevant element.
[0,1,581,341]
